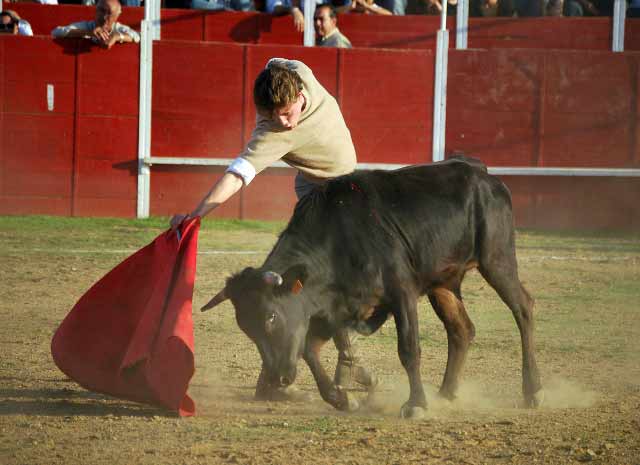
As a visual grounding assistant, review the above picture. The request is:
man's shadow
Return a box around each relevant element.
[0,377,171,417]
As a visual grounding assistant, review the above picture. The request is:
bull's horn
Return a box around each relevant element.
[201,288,228,312]
[263,271,283,286]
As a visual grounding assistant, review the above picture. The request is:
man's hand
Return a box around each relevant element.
[170,213,190,231]
[105,32,121,49]
[92,26,111,44]
[291,7,304,32]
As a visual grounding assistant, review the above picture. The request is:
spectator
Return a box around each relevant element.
[344,0,393,14]
[563,0,619,15]
[407,0,456,14]
[191,0,253,11]
[314,4,352,47]
[265,0,324,32]
[469,0,516,16]
[82,0,143,9]
[0,10,33,36]
[51,0,140,48]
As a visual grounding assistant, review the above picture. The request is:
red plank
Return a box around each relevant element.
[161,9,205,41]
[241,168,297,220]
[497,176,536,228]
[533,177,638,230]
[256,14,303,46]
[152,41,245,158]
[75,116,138,201]
[77,44,139,117]
[3,36,75,114]
[204,11,260,43]
[448,49,543,113]
[545,51,633,114]
[149,165,242,219]
[74,197,136,217]
[446,109,537,167]
[2,114,74,198]
[340,48,433,164]
[337,15,446,50]
[467,17,611,51]
[0,195,71,216]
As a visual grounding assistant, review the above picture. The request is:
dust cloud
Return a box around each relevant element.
[361,375,598,417]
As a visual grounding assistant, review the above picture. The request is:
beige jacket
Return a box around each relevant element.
[239,59,357,184]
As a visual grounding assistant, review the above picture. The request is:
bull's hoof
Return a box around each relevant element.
[400,403,426,420]
[524,389,545,409]
[336,386,360,412]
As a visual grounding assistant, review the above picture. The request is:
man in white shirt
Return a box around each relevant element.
[51,0,140,48]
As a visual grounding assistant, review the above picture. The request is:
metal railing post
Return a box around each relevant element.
[303,0,316,46]
[432,2,449,162]
[613,0,626,52]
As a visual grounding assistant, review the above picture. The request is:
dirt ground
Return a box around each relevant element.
[1,218,639,465]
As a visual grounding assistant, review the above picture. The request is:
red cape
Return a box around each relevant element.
[51,217,200,416]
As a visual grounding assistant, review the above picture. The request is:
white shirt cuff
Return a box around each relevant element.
[226,157,257,186]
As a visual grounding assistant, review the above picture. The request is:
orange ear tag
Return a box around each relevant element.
[291,279,304,295]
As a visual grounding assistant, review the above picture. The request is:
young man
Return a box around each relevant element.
[51,0,140,49]
[314,4,352,48]
[171,58,377,399]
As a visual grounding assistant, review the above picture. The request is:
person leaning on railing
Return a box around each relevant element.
[0,10,34,36]
[51,0,140,49]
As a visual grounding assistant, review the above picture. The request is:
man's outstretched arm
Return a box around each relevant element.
[170,172,244,230]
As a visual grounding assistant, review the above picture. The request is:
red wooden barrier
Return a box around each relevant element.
[1,36,75,216]
[1,35,639,230]
[5,2,640,51]
[447,49,639,169]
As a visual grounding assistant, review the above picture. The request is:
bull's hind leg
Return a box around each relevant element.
[428,287,475,401]
[479,242,543,408]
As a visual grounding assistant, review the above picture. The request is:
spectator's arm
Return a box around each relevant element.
[51,22,93,39]
[290,0,304,32]
[576,0,599,14]
[115,24,141,43]
[18,20,34,37]
[356,0,392,15]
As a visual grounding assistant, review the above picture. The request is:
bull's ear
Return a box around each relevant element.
[281,264,308,295]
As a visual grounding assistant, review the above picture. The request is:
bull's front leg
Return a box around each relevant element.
[303,335,359,412]
[393,294,427,419]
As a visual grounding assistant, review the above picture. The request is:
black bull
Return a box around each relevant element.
[203,158,543,418]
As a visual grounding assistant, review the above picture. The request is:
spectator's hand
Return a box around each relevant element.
[583,0,599,15]
[291,7,304,32]
[105,32,120,49]
[92,26,111,44]
[425,0,442,12]
[170,213,190,231]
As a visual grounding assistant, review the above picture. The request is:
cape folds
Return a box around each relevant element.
[51,217,200,416]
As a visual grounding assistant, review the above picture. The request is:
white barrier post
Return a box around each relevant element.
[432,2,449,162]
[613,0,626,52]
[137,0,157,218]
[303,0,315,46]
[456,0,468,50]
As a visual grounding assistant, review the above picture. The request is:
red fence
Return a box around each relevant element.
[1,34,639,229]
[6,2,640,51]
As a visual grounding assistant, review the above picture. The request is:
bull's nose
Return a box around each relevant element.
[279,376,292,386]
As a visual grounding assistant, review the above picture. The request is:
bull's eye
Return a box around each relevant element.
[265,312,277,334]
